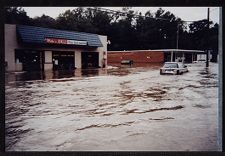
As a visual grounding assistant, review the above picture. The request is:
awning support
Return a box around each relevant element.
[171,51,173,62]
[182,52,184,63]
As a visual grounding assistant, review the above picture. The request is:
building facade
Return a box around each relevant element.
[107,50,164,63]
[5,24,107,72]
[108,49,206,64]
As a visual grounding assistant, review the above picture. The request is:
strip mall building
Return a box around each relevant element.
[107,49,206,64]
[107,50,164,63]
[5,24,107,72]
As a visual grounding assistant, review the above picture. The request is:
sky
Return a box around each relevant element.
[23,7,220,24]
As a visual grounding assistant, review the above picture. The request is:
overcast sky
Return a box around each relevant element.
[23,7,220,24]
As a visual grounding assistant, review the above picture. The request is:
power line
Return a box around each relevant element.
[89,7,199,23]
[97,7,171,21]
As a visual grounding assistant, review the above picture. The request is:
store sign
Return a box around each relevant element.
[45,38,87,45]
[67,40,88,45]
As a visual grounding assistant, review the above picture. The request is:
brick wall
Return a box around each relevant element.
[107,50,164,63]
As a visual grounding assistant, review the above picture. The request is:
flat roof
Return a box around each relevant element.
[151,49,205,53]
[16,25,103,47]
[108,49,205,53]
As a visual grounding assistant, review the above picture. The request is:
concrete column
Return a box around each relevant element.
[97,35,107,68]
[44,51,53,70]
[5,24,19,71]
[181,53,184,63]
[103,51,107,68]
[171,51,173,62]
[40,52,43,70]
[75,51,81,68]
[99,51,103,67]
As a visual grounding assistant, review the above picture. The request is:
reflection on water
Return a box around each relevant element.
[5,63,162,84]
[5,69,101,84]
[109,62,163,68]
[81,69,101,77]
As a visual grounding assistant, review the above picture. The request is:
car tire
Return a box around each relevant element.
[177,70,180,75]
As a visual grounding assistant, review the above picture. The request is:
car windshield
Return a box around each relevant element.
[163,63,178,68]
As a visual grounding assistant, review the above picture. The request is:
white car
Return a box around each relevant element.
[160,62,188,75]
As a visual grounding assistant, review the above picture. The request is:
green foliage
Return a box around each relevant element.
[4,7,31,25]
[31,15,57,28]
[188,19,218,52]
[4,7,218,55]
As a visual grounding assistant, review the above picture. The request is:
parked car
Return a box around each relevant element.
[160,62,188,75]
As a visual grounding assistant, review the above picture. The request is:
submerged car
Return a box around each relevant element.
[160,62,188,75]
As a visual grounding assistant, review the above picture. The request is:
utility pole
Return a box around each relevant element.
[176,22,179,49]
[176,22,184,63]
[176,22,181,63]
[206,8,210,67]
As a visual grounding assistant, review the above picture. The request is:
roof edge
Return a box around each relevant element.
[16,24,102,36]
[108,49,205,53]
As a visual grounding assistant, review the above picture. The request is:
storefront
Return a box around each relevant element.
[5,24,107,72]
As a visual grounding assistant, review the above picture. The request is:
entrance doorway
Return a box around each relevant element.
[15,49,43,71]
[52,51,75,70]
[184,53,193,63]
[164,53,171,62]
[82,52,99,68]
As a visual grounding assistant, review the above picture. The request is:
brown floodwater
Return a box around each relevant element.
[5,62,219,151]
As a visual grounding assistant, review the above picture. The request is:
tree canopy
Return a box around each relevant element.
[4,7,218,61]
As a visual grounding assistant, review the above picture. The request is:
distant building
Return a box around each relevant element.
[5,24,107,72]
[197,53,212,62]
[108,49,205,64]
[108,50,164,63]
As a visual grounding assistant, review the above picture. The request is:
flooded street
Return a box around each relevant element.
[5,62,219,151]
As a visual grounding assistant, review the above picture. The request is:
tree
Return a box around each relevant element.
[84,8,113,35]
[55,7,113,34]
[4,6,218,57]
[4,7,31,25]
[135,8,185,50]
[56,9,82,31]
[31,14,57,28]
[188,20,218,62]
[189,19,214,50]
[208,23,218,62]
[108,9,138,50]
[135,11,157,49]
[189,19,213,34]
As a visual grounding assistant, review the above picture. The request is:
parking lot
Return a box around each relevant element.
[5,62,219,151]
